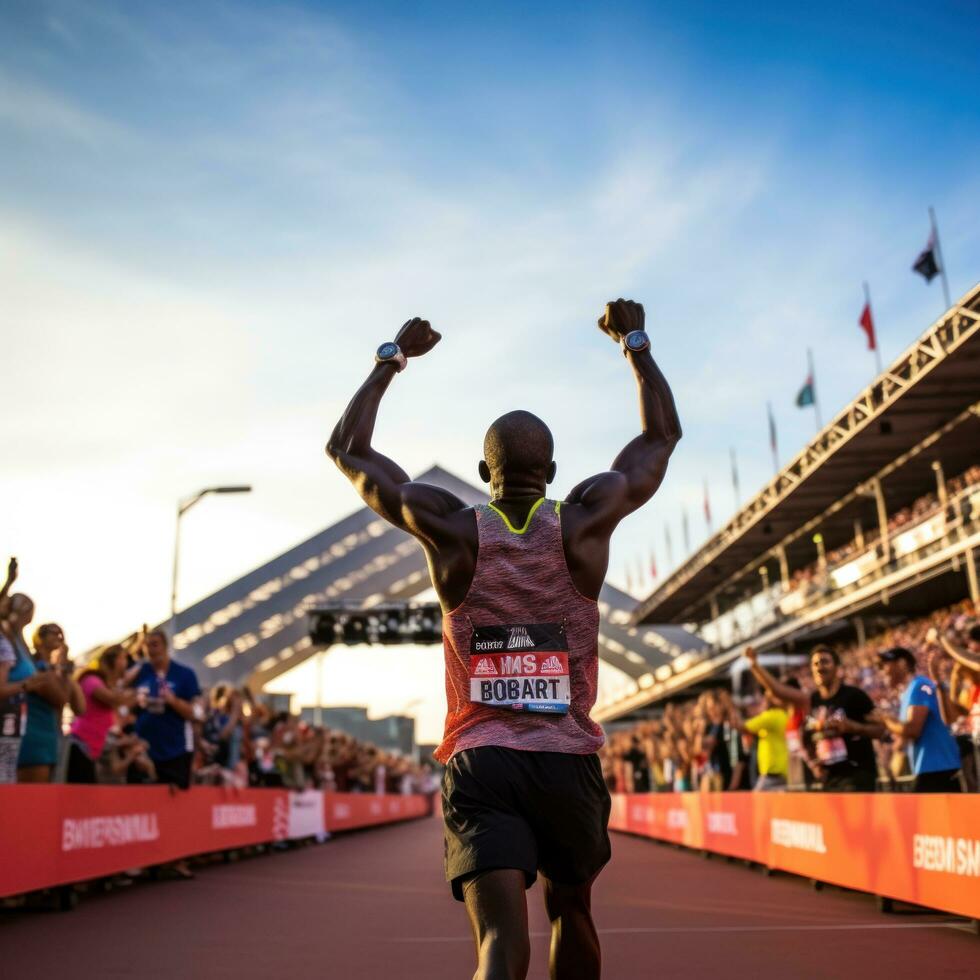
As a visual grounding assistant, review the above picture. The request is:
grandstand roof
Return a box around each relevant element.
[169,466,706,688]
[634,282,980,625]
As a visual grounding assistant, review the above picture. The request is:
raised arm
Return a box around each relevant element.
[325,317,468,544]
[0,557,16,615]
[927,650,966,727]
[565,299,681,532]
[744,647,810,711]
[939,632,980,674]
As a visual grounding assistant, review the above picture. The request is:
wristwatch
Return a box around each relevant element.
[622,330,650,356]
[375,342,407,372]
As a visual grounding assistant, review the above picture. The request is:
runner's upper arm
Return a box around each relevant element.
[332,446,467,542]
[566,437,675,533]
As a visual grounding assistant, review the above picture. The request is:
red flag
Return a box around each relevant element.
[649,549,658,581]
[859,302,877,351]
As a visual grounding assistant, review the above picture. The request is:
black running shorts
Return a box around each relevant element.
[442,745,611,901]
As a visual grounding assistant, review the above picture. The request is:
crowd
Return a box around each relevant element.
[0,557,437,796]
[784,463,980,598]
[5,547,976,804]
[602,599,980,794]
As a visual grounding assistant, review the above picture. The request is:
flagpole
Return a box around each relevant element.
[767,401,779,477]
[807,347,823,432]
[863,281,883,375]
[730,447,740,509]
[929,206,952,312]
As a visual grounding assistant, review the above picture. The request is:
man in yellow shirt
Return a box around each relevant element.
[739,693,789,791]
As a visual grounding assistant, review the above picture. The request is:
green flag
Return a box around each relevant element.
[796,373,815,408]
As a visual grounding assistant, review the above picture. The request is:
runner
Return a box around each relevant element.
[327,298,681,980]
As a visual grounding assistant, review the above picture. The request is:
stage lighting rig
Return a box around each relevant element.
[309,601,443,647]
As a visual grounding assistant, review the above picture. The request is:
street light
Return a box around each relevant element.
[170,485,252,646]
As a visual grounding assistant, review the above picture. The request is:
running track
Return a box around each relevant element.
[2,813,976,978]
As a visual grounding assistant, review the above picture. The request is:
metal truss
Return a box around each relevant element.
[634,283,980,625]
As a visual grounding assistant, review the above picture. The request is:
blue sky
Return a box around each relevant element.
[2,0,979,711]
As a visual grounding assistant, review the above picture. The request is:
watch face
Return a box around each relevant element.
[625,331,648,351]
[377,342,399,359]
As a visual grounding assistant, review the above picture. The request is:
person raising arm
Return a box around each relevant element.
[326,299,681,980]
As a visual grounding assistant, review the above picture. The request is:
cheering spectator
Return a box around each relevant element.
[746,645,882,791]
[0,558,34,784]
[699,690,748,791]
[200,684,246,786]
[874,647,961,793]
[130,629,202,790]
[733,682,789,791]
[7,598,84,782]
[67,645,137,783]
[931,625,980,791]
[935,624,980,736]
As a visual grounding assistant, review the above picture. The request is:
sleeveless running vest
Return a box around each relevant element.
[434,498,605,763]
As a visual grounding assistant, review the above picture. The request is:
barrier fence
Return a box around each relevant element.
[609,792,980,921]
[0,785,430,899]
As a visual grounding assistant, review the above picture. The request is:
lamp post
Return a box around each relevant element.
[170,485,252,648]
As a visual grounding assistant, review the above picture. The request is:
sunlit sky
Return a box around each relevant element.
[3,1,979,742]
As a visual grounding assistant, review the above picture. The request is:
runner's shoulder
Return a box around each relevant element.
[564,471,628,509]
[404,481,473,516]
[561,472,629,531]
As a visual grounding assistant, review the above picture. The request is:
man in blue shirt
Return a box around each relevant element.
[875,647,961,793]
[131,629,201,790]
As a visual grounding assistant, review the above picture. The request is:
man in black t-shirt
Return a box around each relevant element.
[746,645,883,791]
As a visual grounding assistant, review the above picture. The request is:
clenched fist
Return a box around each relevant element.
[598,298,645,343]
[395,317,441,358]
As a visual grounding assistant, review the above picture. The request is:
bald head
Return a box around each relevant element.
[481,411,555,491]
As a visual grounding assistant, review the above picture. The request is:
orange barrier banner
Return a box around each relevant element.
[324,791,430,831]
[610,792,980,920]
[0,786,429,899]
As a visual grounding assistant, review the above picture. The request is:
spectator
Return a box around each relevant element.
[935,623,980,741]
[623,735,651,793]
[0,558,35,784]
[746,645,882,791]
[97,724,157,785]
[7,601,84,782]
[199,684,245,786]
[67,645,137,783]
[874,647,961,793]
[130,629,202,790]
[698,690,748,791]
[734,689,789,791]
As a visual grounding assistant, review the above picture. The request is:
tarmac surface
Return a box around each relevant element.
[2,812,977,978]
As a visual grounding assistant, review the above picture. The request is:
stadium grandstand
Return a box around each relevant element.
[598,281,980,723]
[163,465,707,699]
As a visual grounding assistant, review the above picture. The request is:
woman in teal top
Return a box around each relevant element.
[6,594,80,781]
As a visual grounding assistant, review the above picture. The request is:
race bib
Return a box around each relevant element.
[469,623,570,714]
[815,735,848,766]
